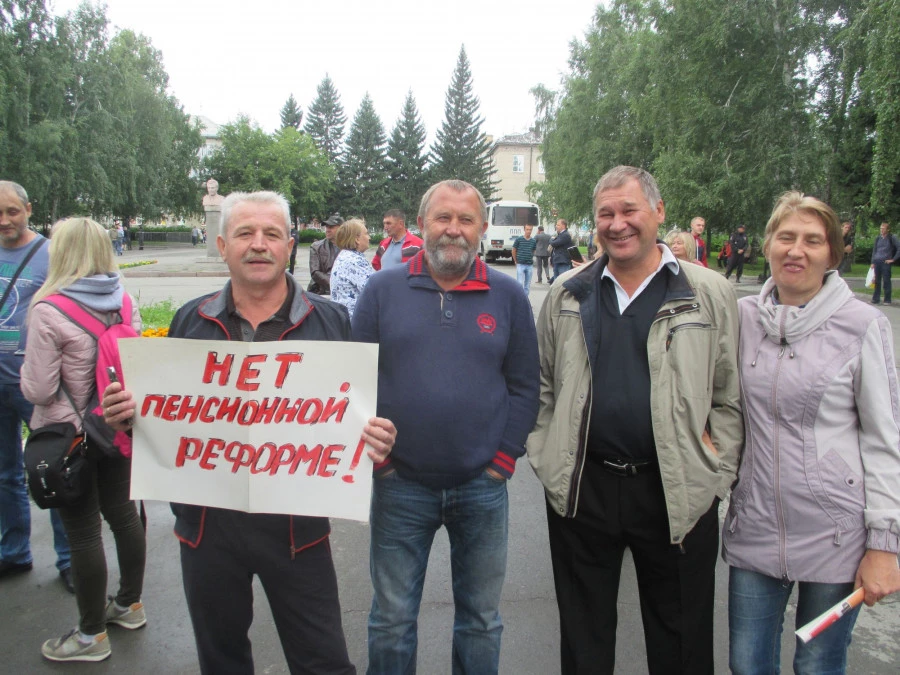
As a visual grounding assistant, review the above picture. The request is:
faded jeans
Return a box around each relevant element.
[0,382,70,570]
[729,566,860,675]
[515,263,533,294]
[368,471,509,675]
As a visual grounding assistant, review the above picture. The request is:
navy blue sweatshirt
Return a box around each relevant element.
[352,252,540,488]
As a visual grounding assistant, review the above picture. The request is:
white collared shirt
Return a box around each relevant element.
[600,244,681,313]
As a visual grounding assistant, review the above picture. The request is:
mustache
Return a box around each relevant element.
[242,254,275,263]
[434,234,470,248]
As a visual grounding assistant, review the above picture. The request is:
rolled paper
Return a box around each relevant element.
[795,587,865,644]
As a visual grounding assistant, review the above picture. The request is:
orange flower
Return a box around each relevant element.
[141,327,169,338]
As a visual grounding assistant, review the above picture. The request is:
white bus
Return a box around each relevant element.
[480,200,541,263]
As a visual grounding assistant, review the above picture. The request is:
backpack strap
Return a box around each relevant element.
[41,293,131,338]
[41,295,106,339]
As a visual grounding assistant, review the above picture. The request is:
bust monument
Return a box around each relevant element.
[202,179,224,210]
[202,178,224,257]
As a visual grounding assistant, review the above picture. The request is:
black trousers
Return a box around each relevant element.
[180,509,354,675]
[724,253,744,280]
[60,455,145,635]
[546,461,718,675]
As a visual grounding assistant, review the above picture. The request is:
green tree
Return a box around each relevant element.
[537,3,656,221]
[430,46,496,198]
[340,93,390,223]
[279,93,303,130]
[386,90,429,218]
[203,116,335,219]
[863,0,900,220]
[0,1,201,223]
[303,74,346,164]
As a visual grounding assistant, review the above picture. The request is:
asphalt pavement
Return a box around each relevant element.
[2,244,897,674]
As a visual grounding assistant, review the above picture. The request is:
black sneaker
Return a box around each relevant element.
[0,559,33,579]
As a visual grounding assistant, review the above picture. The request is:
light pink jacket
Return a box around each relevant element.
[21,296,141,429]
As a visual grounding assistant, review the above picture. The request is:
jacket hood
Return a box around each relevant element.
[755,270,853,345]
[58,273,124,312]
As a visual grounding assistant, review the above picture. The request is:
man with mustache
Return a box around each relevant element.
[102,191,396,674]
[527,166,742,674]
[352,180,540,674]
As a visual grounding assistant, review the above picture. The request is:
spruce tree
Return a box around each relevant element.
[340,93,390,223]
[303,74,346,164]
[430,46,496,199]
[279,94,303,129]
[387,90,429,218]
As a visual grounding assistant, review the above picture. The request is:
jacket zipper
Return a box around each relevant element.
[773,311,789,581]
[567,313,593,517]
[665,322,711,351]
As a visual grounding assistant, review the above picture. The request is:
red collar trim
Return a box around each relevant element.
[405,251,490,291]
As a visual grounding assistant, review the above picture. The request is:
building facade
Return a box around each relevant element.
[490,131,544,203]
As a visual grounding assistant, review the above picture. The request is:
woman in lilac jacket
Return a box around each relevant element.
[723,193,900,674]
[21,218,146,664]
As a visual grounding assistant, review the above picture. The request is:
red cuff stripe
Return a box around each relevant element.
[493,453,515,472]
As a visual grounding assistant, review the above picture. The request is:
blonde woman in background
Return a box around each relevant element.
[21,218,146,663]
[664,230,699,264]
[330,218,374,318]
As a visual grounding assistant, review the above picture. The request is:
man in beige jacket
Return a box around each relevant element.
[527,166,743,675]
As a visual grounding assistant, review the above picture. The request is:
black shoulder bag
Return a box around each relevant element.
[24,384,92,509]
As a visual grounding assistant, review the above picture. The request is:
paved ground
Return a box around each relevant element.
[2,245,898,673]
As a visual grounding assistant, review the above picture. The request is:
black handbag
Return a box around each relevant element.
[24,420,91,509]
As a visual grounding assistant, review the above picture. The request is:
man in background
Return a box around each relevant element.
[512,224,537,294]
[534,225,551,283]
[690,217,708,267]
[372,209,422,271]
[308,214,342,294]
[0,180,72,592]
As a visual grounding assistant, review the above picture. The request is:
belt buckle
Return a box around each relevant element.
[603,459,632,476]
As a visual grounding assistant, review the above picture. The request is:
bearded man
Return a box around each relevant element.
[352,179,540,674]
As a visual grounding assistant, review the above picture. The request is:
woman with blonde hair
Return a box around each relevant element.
[723,193,900,673]
[329,217,374,318]
[21,217,146,663]
[664,230,698,264]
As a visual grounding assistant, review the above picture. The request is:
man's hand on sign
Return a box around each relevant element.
[361,417,396,463]
[102,382,137,431]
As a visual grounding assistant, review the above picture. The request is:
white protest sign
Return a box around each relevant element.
[119,338,378,522]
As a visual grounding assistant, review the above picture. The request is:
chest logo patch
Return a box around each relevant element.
[476,313,496,334]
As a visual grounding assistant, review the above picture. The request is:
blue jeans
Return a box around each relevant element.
[515,263,533,294]
[872,261,892,303]
[0,382,70,570]
[368,470,509,675]
[551,261,572,282]
[729,567,860,675]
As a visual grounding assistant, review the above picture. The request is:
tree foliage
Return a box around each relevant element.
[279,94,303,130]
[538,0,900,234]
[387,90,429,218]
[430,46,496,199]
[202,116,335,220]
[339,93,390,223]
[303,74,346,165]
[0,0,201,223]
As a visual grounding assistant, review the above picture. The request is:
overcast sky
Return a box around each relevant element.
[50,0,597,142]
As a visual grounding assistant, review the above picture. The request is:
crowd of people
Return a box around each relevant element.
[1,171,899,675]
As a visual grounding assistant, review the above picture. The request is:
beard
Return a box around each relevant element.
[425,233,477,278]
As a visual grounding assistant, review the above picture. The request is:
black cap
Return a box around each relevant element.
[324,215,343,227]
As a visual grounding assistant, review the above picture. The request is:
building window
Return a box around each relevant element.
[538,160,545,175]
[512,155,524,173]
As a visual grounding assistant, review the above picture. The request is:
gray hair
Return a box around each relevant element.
[220,191,291,238]
[0,180,30,207]
[592,166,662,209]
[418,180,487,223]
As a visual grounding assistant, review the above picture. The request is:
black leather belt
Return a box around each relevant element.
[600,459,657,476]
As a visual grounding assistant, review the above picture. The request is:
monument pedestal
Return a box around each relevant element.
[204,207,222,258]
